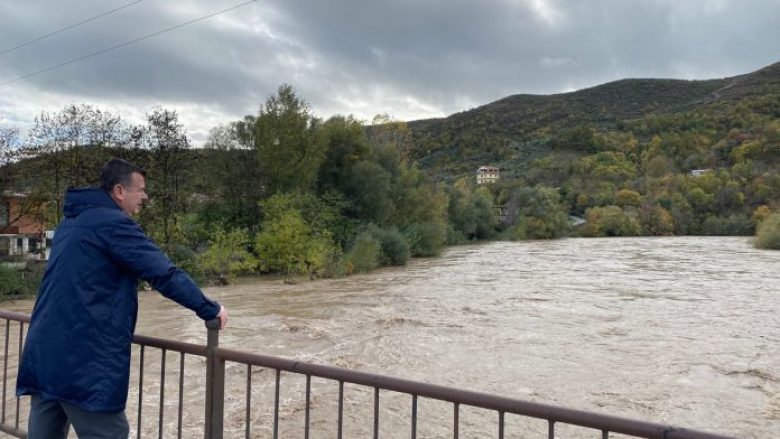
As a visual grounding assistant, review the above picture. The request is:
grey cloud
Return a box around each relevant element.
[1,0,779,145]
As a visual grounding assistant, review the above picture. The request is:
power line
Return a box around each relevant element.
[0,0,146,56]
[0,0,260,88]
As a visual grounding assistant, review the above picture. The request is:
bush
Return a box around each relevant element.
[404,222,447,257]
[754,213,780,249]
[344,231,381,273]
[640,205,675,236]
[255,209,339,276]
[0,263,43,299]
[615,189,642,207]
[367,225,410,266]
[169,244,202,282]
[197,228,257,284]
[580,205,641,237]
[701,214,753,236]
[504,186,570,240]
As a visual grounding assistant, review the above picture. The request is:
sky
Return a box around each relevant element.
[1,0,779,145]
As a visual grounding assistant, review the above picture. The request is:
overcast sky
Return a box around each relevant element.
[1,0,779,145]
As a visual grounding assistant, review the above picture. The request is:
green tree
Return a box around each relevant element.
[404,222,447,257]
[366,225,410,266]
[317,116,371,195]
[252,85,325,193]
[202,123,264,229]
[754,213,780,250]
[134,109,191,252]
[346,160,394,224]
[0,126,20,190]
[24,105,123,223]
[344,231,381,273]
[582,151,637,183]
[505,186,570,239]
[254,194,339,276]
[615,189,641,208]
[640,205,675,235]
[580,205,641,237]
[197,228,257,284]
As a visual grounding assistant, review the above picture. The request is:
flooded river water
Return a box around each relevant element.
[3,236,778,438]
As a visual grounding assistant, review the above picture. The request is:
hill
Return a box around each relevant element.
[404,61,780,179]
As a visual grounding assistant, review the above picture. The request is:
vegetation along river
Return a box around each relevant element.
[3,236,778,438]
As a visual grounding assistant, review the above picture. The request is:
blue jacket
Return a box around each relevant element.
[17,187,221,412]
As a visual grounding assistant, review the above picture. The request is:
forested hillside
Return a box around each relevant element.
[401,61,780,240]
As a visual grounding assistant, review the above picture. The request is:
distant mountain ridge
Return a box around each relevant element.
[404,61,780,178]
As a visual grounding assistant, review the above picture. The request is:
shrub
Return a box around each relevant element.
[255,210,338,276]
[197,228,257,284]
[344,231,381,273]
[404,222,447,257]
[504,186,570,240]
[367,225,410,266]
[754,213,780,250]
[0,263,43,299]
[701,214,753,236]
[169,244,202,282]
[615,189,642,207]
[580,205,641,237]
[0,264,23,298]
[640,205,675,236]
[751,205,771,226]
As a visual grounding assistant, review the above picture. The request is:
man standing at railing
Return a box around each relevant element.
[16,158,228,439]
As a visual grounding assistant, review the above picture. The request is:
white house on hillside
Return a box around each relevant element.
[476,166,500,184]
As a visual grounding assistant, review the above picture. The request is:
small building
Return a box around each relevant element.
[477,166,500,184]
[690,169,712,177]
[0,192,49,259]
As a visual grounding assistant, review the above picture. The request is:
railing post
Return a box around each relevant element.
[204,319,224,439]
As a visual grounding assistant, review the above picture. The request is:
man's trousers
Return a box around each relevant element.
[27,394,130,439]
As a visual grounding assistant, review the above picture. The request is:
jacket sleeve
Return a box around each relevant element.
[101,216,221,321]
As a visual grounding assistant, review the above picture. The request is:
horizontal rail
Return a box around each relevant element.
[132,334,207,357]
[0,311,29,324]
[214,346,735,439]
[0,310,207,357]
[0,424,26,437]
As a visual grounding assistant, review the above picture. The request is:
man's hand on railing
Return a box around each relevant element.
[216,306,228,330]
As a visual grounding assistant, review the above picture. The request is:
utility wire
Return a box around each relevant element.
[0,0,260,87]
[0,0,146,56]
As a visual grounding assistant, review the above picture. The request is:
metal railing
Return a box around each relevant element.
[0,309,739,439]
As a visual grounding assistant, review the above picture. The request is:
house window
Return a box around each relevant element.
[0,202,8,227]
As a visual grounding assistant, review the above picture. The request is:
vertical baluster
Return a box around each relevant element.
[304,375,311,439]
[2,320,9,424]
[273,369,280,439]
[158,349,166,439]
[548,420,555,439]
[602,430,609,439]
[337,380,344,439]
[411,394,417,439]
[373,387,379,439]
[15,321,24,428]
[137,345,145,439]
[245,365,251,439]
[498,411,504,439]
[453,403,459,439]
[177,353,184,439]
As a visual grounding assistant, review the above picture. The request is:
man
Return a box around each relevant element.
[17,158,228,438]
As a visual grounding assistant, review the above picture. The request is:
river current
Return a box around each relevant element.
[3,236,778,438]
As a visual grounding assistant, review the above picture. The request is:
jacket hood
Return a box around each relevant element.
[63,187,121,218]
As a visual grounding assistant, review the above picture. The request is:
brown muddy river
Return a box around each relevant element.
[2,236,778,438]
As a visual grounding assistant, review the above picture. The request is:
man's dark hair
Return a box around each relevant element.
[99,158,146,192]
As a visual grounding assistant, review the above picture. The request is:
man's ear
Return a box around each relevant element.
[112,184,124,200]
